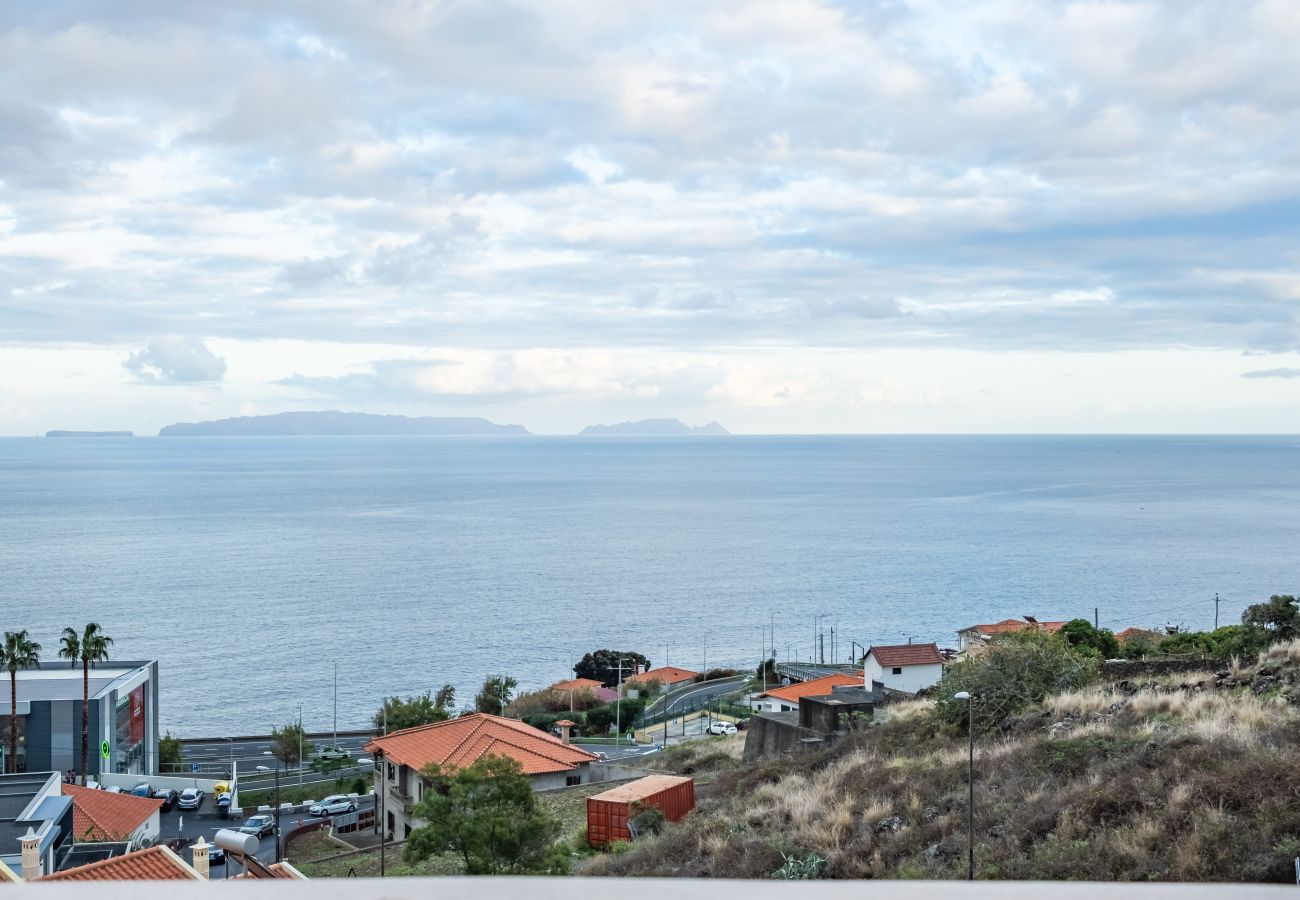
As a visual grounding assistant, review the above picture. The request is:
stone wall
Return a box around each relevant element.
[741,713,827,762]
[1101,658,1231,681]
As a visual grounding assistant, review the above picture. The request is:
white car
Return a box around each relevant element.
[309,794,357,817]
[177,788,204,810]
[707,722,738,735]
[315,746,348,761]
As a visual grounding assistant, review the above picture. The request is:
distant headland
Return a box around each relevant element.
[46,431,134,438]
[579,418,729,436]
[158,411,529,436]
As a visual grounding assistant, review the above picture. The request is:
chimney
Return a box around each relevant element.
[191,837,210,880]
[555,720,574,745]
[20,827,41,881]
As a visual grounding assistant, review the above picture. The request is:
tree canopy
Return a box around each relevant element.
[474,675,518,715]
[269,721,314,767]
[375,686,456,732]
[1242,594,1300,643]
[933,631,1099,732]
[405,755,568,874]
[1059,619,1120,658]
[573,649,650,687]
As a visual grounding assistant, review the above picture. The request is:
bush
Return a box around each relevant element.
[1059,619,1119,658]
[933,631,1099,731]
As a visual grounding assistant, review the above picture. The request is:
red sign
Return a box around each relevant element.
[129,685,145,746]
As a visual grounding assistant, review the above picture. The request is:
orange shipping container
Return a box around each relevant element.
[587,775,695,846]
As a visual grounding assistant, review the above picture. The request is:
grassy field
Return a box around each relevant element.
[588,639,1300,882]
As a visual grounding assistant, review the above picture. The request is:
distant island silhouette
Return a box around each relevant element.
[579,418,729,436]
[159,411,529,436]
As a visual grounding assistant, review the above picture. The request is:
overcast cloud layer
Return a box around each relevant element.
[2,1,1299,433]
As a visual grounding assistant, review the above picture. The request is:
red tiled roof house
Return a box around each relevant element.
[753,672,862,713]
[863,643,944,694]
[62,783,163,844]
[956,616,1068,654]
[365,713,599,841]
[623,665,699,695]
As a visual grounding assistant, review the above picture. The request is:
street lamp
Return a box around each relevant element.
[954,691,974,880]
[255,755,282,863]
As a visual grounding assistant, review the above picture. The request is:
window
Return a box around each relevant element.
[566,775,581,787]
[891,667,902,675]
[387,762,396,781]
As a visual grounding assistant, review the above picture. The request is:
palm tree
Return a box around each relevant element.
[1,631,41,774]
[58,624,113,785]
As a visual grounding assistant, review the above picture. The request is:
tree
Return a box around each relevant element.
[1059,619,1119,659]
[58,623,114,785]
[573,650,650,688]
[1242,594,1300,643]
[405,755,567,874]
[933,631,1098,732]
[159,732,183,773]
[269,721,314,767]
[475,675,518,715]
[1,631,41,773]
[374,687,455,733]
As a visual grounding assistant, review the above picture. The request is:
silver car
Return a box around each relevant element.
[309,794,356,816]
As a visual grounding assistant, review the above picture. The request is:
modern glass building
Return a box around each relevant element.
[0,661,159,778]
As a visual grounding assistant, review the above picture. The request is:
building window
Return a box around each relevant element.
[891,667,902,675]
[566,775,581,787]
[387,762,396,781]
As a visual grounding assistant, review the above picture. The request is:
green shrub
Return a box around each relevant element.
[933,631,1098,731]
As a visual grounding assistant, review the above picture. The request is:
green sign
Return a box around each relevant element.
[100,740,110,760]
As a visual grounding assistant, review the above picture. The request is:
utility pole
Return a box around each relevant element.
[819,630,825,664]
[1094,607,1099,629]
[614,658,631,747]
[1215,593,1221,630]
[298,704,303,787]
[333,662,338,750]
[703,636,707,678]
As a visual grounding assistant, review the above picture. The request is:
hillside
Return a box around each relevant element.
[159,411,529,436]
[587,640,1300,882]
[579,419,729,435]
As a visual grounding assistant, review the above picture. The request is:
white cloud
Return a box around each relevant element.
[123,336,227,384]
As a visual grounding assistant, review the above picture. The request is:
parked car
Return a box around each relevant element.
[207,842,226,865]
[707,722,738,735]
[736,719,751,732]
[316,746,348,761]
[308,795,356,817]
[153,789,179,812]
[129,783,151,797]
[177,788,204,810]
[104,786,123,793]
[239,815,276,838]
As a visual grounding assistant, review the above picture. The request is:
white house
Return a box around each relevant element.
[751,672,862,713]
[62,783,162,845]
[863,643,944,694]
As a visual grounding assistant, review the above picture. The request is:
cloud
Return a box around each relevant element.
[123,336,227,383]
[1240,367,1300,379]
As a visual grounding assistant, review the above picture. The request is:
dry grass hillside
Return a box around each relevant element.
[587,640,1300,883]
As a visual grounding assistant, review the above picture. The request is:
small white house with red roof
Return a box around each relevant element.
[863,643,945,694]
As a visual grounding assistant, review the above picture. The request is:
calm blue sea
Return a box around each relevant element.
[1,435,1297,734]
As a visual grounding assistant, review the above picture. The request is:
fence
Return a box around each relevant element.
[636,694,752,731]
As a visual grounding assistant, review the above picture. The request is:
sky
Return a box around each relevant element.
[2,0,1299,435]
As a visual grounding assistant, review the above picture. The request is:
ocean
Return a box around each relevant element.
[1,435,1297,735]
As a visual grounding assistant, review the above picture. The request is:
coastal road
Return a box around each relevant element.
[655,676,748,715]
[180,734,373,774]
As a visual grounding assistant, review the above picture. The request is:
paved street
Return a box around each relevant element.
[180,734,372,775]
[159,795,376,875]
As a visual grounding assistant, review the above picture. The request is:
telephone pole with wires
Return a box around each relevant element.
[1215,593,1221,630]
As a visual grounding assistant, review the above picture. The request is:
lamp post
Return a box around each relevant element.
[954,691,974,880]
[374,749,386,878]
[256,756,282,863]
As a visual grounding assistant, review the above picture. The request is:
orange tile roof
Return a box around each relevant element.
[867,643,944,667]
[42,845,200,881]
[760,672,862,704]
[64,783,163,842]
[626,665,698,685]
[960,618,1067,636]
[549,677,605,693]
[1115,627,1161,643]
[365,712,598,775]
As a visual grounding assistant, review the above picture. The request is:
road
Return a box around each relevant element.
[654,676,748,715]
[180,734,372,775]
[159,795,376,875]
